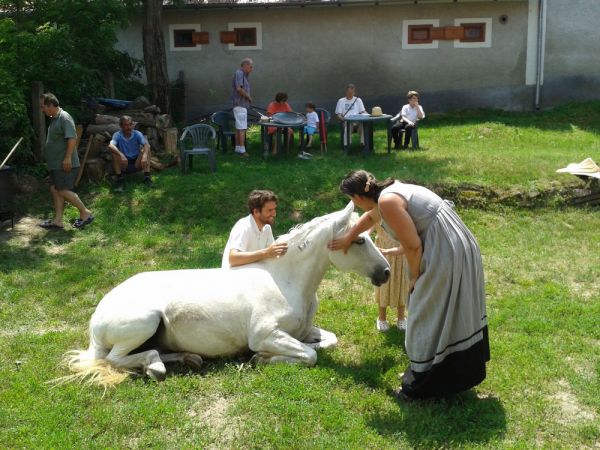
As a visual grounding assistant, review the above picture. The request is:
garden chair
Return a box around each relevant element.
[211,111,236,152]
[315,108,330,152]
[179,124,217,173]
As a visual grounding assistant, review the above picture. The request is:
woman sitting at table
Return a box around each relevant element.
[267,92,294,155]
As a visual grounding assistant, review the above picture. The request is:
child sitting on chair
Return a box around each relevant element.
[391,90,425,150]
[299,102,320,160]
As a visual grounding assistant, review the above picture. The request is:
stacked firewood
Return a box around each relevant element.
[78,97,178,182]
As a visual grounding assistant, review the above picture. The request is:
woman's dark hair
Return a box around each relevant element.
[340,170,394,201]
[247,190,278,214]
[275,92,288,103]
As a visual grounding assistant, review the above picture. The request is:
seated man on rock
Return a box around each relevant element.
[108,116,153,186]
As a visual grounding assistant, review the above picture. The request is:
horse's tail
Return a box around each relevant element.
[49,334,131,390]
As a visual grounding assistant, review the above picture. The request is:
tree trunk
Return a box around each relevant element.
[142,0,170,115]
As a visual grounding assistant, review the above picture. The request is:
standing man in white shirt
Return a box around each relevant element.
[335,84,367,151]
[222,190,288,268]
[391,90,425,150]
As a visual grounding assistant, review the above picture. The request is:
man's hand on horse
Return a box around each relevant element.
[267,242,288,259]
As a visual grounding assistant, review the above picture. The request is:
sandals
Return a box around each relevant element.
[73,215,95,229]
[38,219,64,230]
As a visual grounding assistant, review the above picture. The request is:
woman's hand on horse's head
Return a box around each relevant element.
[327,234,352,254]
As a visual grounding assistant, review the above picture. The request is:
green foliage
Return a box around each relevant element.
[0,0,142,161]
[0,20,33,163]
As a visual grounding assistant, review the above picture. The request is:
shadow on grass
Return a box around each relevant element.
[369,390,506,447]
[317,336,506,447]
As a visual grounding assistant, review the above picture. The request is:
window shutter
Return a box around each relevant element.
[220,31,236,44]
[192,32,209,45]
[431,27,444,40]
[444,26,465,40]
[431,26,465,41]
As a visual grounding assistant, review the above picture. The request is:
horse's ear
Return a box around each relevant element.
[333,201,354,231]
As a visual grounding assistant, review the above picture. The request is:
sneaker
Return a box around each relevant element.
[376,319,390,332]
[298,153,310,160]
[113,173,125,183]
[397,319,407,330]
[301,151,313,157]
[144,177,155,188]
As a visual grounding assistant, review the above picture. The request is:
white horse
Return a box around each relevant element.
[63,202,390,386]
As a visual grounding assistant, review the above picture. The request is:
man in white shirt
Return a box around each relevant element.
[335,84,366,150]
[222,190,288,268]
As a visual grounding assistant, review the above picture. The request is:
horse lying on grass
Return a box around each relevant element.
[61,202,390,387]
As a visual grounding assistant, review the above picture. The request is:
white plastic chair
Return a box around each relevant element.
[179,124,217,173]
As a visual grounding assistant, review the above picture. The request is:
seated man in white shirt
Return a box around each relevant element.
[222,190,289,269]
[335,84,367,151]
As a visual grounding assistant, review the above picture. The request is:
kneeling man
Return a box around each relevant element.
[222,190,288,268]
[108,116,154,186]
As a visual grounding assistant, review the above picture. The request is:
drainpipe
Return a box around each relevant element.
[534,0,546,110]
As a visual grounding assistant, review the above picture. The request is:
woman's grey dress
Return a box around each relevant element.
[380,181,489,398]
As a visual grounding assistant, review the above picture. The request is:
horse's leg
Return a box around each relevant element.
[102,313,167,380]
[250,329,318,366]
[105,346,167,381]
[158,352,203,371]
[302,326,338,350]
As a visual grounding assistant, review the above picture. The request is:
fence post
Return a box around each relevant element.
[31,81,45,161]
[106,72,115,98]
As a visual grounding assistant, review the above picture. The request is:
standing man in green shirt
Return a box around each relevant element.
[39,93,94,230]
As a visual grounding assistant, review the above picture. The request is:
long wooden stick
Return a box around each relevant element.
[0,137,24,170]
[75,135,94,187]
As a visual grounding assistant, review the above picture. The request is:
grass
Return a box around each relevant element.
[1,101,599,448]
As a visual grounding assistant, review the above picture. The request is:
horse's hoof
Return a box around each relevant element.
[146,362,167,381]
[183,353,203,371]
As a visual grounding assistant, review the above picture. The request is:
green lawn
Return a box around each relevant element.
[1,102,599,448]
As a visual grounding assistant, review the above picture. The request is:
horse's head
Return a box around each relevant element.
[329,202,391,286]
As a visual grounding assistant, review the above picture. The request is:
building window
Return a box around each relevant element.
[402,19,439,50]
[227,22,262,50]
[408,25,433,44]
[461,23,486,42]
[169,24,203,52]
[173,29,195,48]
[454,18,492,48]
[235,28,257,46]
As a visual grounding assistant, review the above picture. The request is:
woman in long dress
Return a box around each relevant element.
[329,170,489,399]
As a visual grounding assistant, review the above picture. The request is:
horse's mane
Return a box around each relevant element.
[276,209,358,250]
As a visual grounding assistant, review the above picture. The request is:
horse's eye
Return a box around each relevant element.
[353,237,365,245]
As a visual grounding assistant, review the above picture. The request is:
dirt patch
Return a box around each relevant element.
[0,216,47,245]
[552,379,596,425]
[187,395,243,448]
[0,322,74,338]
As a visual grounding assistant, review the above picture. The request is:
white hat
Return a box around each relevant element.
[371,106,383,116]
[556,158,600,179]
